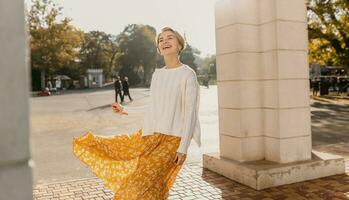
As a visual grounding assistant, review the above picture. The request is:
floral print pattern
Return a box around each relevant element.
[72,129,183,200]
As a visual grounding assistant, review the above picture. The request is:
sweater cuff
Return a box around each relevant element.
[177,140,189,154]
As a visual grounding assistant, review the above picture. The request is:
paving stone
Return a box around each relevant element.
[33,158,349,200]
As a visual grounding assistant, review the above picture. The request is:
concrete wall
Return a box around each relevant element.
[0,0,33,199]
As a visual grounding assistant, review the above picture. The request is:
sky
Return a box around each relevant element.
[26,0,217,57]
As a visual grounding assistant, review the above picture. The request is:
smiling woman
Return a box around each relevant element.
[155,27,186,56]
[72,26,201,200]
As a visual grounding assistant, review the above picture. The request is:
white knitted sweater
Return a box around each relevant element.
[141,64,201,154]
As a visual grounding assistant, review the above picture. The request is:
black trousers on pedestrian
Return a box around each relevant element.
[122,90,133,101]
[115,90,123,103]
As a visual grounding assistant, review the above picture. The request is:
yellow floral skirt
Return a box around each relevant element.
[72,128,183,200]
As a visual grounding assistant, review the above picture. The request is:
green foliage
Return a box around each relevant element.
[180,44,201,73]
[28,0,81,74]
[27,1,211,88]
[28,0,82,89]
[115,24,157,85]
[196,54,216,75]
[79,31,119,79]
[307,0,349,68]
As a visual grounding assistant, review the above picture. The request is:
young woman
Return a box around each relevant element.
[72,27,201,200]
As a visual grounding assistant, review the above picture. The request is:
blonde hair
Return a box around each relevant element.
[155,27,186,55]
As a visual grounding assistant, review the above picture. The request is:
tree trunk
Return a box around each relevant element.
[40,69,46,89]
[143,66,148,86]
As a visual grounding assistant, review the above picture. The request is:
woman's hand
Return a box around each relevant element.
[111,102,128,115]
[173,152,186,165]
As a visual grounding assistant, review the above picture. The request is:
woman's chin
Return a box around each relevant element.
[162,51,178,56]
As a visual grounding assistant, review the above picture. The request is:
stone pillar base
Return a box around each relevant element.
[203,150,345,190]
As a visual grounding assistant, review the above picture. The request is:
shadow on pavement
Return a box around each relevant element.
[311,101,349,146]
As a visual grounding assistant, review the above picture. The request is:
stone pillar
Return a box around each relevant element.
[215,0,264,163]
[0,0,33,199]
[204,0,344,190]
[260,0,312,163]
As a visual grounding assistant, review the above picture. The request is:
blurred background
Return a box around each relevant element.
[25,0,217,93]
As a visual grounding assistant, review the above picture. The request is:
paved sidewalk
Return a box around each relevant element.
[33,159,349,200]
[31,88,349,199]
[312,95,349,106]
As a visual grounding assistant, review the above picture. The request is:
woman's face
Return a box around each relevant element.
[157,31,182,56]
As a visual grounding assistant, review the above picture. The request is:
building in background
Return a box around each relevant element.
[86,69,104,88]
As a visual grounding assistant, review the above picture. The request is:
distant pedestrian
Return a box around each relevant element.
[320,77,330,96]
[55,78,61,94]
[114,76,124,103]
[206,74,211,88]
[122,76,133,101]
[312,78,320,96]
[337,78,347,96]
[203,74,210,88]
[47,80,52,91]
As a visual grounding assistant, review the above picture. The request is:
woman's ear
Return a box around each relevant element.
[178,45,183,55]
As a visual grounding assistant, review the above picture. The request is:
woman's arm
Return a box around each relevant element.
[141,71,157,134]
[177,71,200,154]
[112,71,158,116]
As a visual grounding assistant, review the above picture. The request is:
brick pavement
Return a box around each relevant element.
[33,159,349,200]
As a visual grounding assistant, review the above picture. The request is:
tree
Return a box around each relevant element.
[79,31,119,80]
[307,0,349,68]
[199,54,216,75]
[308,38,338,65]
[180,44,201,73]
[116,24,157,85]
[28,0,82,89]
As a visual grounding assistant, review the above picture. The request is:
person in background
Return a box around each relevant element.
[312,78,320,96]
[202,74,210,88]
[114,76,124,103]
[47,80,52,91]
[55,78,61,94]
[122,76,133,102]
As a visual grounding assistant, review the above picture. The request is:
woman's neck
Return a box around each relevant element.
[164,55,182,69]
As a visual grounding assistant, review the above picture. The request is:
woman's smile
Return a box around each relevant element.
[162,45,172,50]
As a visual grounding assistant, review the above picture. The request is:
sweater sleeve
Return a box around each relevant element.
[177,71,200,154]
[142,71,157,135]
